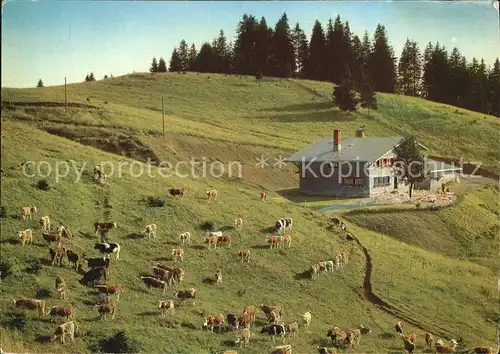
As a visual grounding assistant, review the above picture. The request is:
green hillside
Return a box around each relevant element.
[1,73,498,353]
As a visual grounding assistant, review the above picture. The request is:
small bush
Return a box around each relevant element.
[25,259,43,274]
[37,179,51,191]
[0,204,7,218]
[0,261,12,279]
[255,71,263,80]
[147,196,165,208]
[199,221,214,231]
[98,331,141,353]
[4,312,27,330]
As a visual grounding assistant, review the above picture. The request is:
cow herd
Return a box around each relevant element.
[8,177,496,354]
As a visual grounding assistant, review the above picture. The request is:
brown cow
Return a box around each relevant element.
[279,234,292,248]
[158,300,175,317]
[235,328,255,347]
[95,284,122,302]
[49,246,66,266]
[260,191,267,201]
[43,231,62,244]
[266,235,279,249]
[172,248,184,261]
[203,313,225,332]
[174,288,198,305]
[215,269,223,285]
[18,229,33,246]
[141,277,167,295]
[285,322,299,338]
[204,235,218,249]
[206,188,217,200]
[242,305,258,321]
[217,235,232,247]
[472,347,494,354]
[51,321,79,344]
[21,206,37,220]
[95,302,116,320]
[169,188,185,197]
[47,305,74,322]
[238,250,250,262]
[13,298,45,318]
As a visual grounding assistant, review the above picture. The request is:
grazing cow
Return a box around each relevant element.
[179,231,191,245]
[267,310,280,324]
[316,346,338,354]
[234,216,243,228]
[58,224,72,239]
[243,305,258,321]
[169,188,185,197]
[206,231,223,237]
[141,277,167,295]
[94,242,121,261]
[153,266,170,283]
[215,269,223,285]
[155,264,185,284]
[425,332,434,348]
[93,165,106,181]
[55,276,68,300]
[51,321,79,344]
[66,249,84,272]
[239,313,253,329]
[285,322,299,338]
[472,347,494,354]
[95,302,116,320]
[95,284,122,302]
[158,300,175,317]
[206,188,217,200]
[204,235,218,249]
[47,305,74,322]
[174,288,198,305]
[217,235,232,247]
[260,305,282,320]
[323,260,334,272]
[266,235,279,249]
[80,267,107,286]
[301,311,312,330]
[278,234,292,248]
[401,333,417,344]
[238,250,250,262]
[402,338,416,354]
[261,324,286,343]
[346,329,361,347]
[394,321,404,335]
[435,339,458,353]
[13,298,45,318]
[275,218,292,234]
[227,313,239,331]
[235,328,254,347]
[272,344,292,354]
[43,231,62,244]
[21,206,38,220]
[310,264,320,280]
[341,250,349,266]
[18,229,33,246]
[86,257,110,270]
[334,254,342,270]
[39,216,51,232]
[50,246,66,266]
[331,217,340,226]
[340,222,347,232]
[327,328,347,348]
[142,224,157,239]
[260,191,267,201]
[93,222,117,235]
[203,313,225,332]
[358,324,371,335]
[172,247,184,261]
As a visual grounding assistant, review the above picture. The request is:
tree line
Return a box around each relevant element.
[150,12,499,117]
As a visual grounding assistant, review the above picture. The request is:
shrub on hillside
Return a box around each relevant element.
[25,259,43,274]
[0,204,7,218]
[147,196,165,208]
[37,179,50,191]
[97,331,141,353]
[199,221,214,231]
[255,71,263,80]
[0,261,12,280]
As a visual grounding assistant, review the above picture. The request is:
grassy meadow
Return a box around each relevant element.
[0,72,499,353]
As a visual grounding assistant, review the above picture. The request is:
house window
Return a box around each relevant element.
[354,178,364,186]
[343,177,364,187]
[373,176,391,187]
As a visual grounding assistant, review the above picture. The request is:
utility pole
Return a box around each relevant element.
[64,77,68,113]
[161,96,165,137]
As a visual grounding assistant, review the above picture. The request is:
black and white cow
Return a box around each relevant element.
[261,324,286,343]
[275,218,293,235]
[94,242,121,261]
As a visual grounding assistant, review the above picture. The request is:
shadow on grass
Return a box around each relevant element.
[191,245,206,250]
[202,277,216,285]
[258,102,334,113]
[165,241,179,246]
[79,231,94,239]
[0,238,19,245]
[127,233,145,239]
[378,332,394,340]
[35,335,53,344]
[294,270,312,280]
[35,288,52,298]
[259,226,275,234]
[250,245,269,250]
[181,322,198,330]
[138,311,158,317]
[154,257,170,262]
[220,225,234,231]
[220,339,237,347]
[82,299,97,306]
[40,258,54,266]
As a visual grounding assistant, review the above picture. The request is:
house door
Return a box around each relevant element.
[393,177,398,189]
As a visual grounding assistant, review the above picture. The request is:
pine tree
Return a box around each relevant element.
[486,58,500,117]
[333,75,357,112]
[169,48,182,72]
[393,136,426,199]
[291,22,308,78]
[178,40,189,72]
[466,58,488,112]
[212,30,230,74]
[327,16,344,84]
[271,12,295,78]
[351,35,363,89]
[341,21,354,78]
[103,74,109,79]
[359,68,377,110]
[157,57,167,73]
[187,43,197,71]
[149,57,158,73]
[397,39,422,96]
[360,31,372,67]
[85,72,96,82]
[36,79,44,87]
[369,24,396,93]
[255,17,272,76]
[304,20,326,80]
[448,47,469,107]
[422,43,450,103]
[234,14,258,75]
[194,42,218,73]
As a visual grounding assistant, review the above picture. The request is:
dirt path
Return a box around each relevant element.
[350,232,452,339]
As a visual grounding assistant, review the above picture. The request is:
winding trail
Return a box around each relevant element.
[349,232,452,339]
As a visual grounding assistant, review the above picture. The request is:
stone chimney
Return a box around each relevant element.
[333,129,341,151]
[356,128,365,138]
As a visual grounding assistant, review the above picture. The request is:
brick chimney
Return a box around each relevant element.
[333,129,341,151]
[355,128,365,138]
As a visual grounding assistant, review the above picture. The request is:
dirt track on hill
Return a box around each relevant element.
[349,232,452,339]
